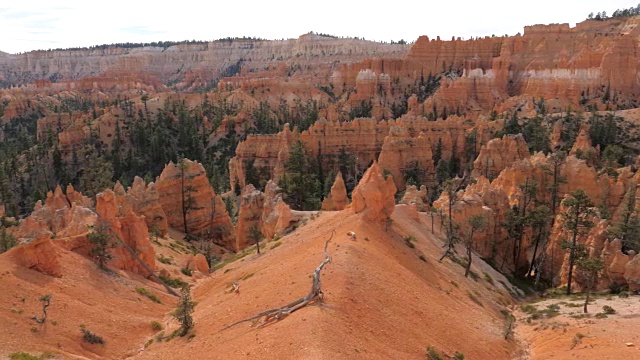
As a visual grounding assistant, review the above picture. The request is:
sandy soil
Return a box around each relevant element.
[133,205,519,360]
[514,294,640,359]
[10,204,619,359]
[0,243,173,359]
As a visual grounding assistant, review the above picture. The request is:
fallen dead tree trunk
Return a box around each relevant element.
[223,231,334,330]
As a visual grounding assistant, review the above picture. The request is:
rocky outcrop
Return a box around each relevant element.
[378,126,434,190]
[624,254,640,291]
[570,124,599,165]
[471,134,530,179]
[11,235,65,277]
[321,172,348,211]
[436,144,640,289]
[351,162,397,221]
[602,239,631,286]
[261,181,303,240]
[185,253,210,274]
[400,185,429,212]
[125,177,168,235]
[235,185,265,250]
[12,185,96,241]
[0,35,408,89]
[230,116,488,192]
[95,189,156,276]
[434,176,511,264]
[9,185,156,277]
[156,159,235,250]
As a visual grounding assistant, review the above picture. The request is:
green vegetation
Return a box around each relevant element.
[81,327,105,344]
[8,352,54,360]
[467,291,484,307]
[426,346,444,360]
[404,235,416,248]
[0,226,18,254]
[87,222,117,271]
[159,275,189,289]
[247,225,264,255]
[454,352,466,360]
[156,254,173,265]
[181,268,193,277]
[587,4,640,20]
[483,272,494,285]
[521,303,561,321]
[560,190,596,295]
[174,287,196,336]
[278,140,322,210]
[151,321,163,331]
[136,288,162,304]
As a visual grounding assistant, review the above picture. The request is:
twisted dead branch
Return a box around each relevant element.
[31,295,51,323]
[223,230,334,330]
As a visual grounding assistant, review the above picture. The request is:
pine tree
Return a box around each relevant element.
[248,225,264,254]
[439,180,461,262]
[463,214,487,277]
[577,256,603,313]
[178,159,202,236]
[561,189,596,295]
[174,286,196,336]
[79,145,114,199]
[88,223,116,270]
[278,140,321,210]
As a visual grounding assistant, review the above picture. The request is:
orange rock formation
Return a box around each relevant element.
[156,159,236,249]
[321,172,349,211]
[351,161,397,221]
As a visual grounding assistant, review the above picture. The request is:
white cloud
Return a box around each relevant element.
[1,0,639,53]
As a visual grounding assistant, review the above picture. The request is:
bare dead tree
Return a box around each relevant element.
[223,231,334,330]
[31,294,51,324]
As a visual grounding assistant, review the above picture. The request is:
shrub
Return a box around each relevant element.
[159,275,188,289]
[602,305,616,314]
[7,353,54,360]
[151,321,163,331]
[454,352,465,360]
[270,242,282,250]
[156,254,173,265]
[467,291,483,307]
[426,346,443,360]
[155,331,165,342]
[181,268,193,277]
[136,288,161,304]
[483,272,494,285]
[608,283,627,294]
[418,255,427,262]
[547,304,561,312]
[81,327,105,344]
[8,352,39,360]
[404,235,416,248]
[571,333,585,349]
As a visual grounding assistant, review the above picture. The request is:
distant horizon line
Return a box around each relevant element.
[4,14,635,55]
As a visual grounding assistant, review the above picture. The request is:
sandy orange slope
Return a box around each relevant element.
[0,240,172,359]
[135,206,519,360]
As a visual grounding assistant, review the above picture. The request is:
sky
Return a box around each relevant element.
[1,0,639,54]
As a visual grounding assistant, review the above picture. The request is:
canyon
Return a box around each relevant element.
[2,13,640,360]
